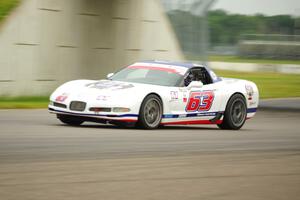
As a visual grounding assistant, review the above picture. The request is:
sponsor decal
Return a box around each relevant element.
[96,95,110,101]
[170,91,178,100]
[183,92,187,102]
[86,80,134,90]
[186,91,214,112]
[245,84,254,100]
[55,93,68,102]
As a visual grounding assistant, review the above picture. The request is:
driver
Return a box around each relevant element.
[184,72,194,86]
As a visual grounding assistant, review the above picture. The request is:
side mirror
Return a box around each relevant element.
[106,73,114,79]
[187,81,203,89]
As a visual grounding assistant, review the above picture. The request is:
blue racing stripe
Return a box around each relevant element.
[247,108,257,113]
[163,111,219,119]
[50,107,257,119]
[49,108,138,118]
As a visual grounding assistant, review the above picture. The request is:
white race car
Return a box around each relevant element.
[49,61,259,129]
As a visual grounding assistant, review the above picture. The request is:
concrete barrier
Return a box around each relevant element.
[0,0,183,96]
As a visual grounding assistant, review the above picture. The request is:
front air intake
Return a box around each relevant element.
[53,102,67,109]
[70,101,86,111]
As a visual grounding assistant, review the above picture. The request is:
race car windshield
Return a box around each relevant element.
[110,65,186,86]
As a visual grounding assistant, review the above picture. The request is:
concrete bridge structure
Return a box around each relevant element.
[0,0,183,96]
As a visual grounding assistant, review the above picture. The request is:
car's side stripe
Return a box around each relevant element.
[161,119,223,125]
[163,111,219,119]
[162,108,257,119]
[49,107,257,121]
[49,108,139,118]
[247,107,257,113]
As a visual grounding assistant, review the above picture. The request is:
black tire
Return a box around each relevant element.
[57,114,84,126]
[218,94,247,130]
[137,94,163,129]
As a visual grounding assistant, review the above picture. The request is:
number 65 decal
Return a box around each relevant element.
[186,91,214,112]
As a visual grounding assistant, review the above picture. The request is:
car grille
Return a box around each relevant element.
[89,107,112,112]
[70,101,86,111]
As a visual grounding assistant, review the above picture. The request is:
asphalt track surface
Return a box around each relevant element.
[0,109,299,200]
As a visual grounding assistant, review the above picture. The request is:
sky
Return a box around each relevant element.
[162,0,300,16]
[211,0,300,16]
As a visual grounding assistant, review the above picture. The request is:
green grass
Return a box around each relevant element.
[216,70,300,99]
[186,54,300,65]
[209,55,300,65]
[1,71,300,108]
[0,96,49,109]
[0,0,19,24]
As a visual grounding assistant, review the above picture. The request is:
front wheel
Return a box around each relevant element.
[137,94,163,129]
[218,94,247,130]
[57,114,84,126]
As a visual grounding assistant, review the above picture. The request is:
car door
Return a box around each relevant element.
[186,82,222,116]
[171,67,223,120]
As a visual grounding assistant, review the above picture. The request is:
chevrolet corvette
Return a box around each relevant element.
[48,61,259,129]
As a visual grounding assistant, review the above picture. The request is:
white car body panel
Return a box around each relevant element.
[49,61,259,126]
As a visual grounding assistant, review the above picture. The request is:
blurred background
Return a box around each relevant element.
[0,0,299,108]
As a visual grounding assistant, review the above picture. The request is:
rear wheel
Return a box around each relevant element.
[218,94,247,130]
[137,94,162,129]
[57,114,84,126]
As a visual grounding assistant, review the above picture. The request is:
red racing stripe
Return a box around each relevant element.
[161,119,223,125]
[128,65,180,74]
[118,119,138,122]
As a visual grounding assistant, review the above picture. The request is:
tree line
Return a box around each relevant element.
[167,9,299,47]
